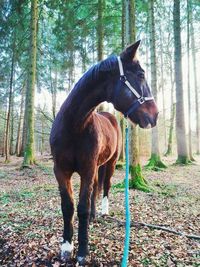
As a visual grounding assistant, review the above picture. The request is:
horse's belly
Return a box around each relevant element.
[97,133,119,166]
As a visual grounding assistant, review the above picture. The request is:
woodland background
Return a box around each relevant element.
[0,0,200,167]
[0,0,200,266]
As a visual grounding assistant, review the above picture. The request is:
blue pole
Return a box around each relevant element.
[121,123,131,267]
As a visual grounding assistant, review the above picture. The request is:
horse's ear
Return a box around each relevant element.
[120,40,141,61]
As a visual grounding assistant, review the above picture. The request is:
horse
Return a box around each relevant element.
[50,41,158,265]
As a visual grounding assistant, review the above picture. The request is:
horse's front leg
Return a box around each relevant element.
[55,167,74,261]
[77,169,96,264]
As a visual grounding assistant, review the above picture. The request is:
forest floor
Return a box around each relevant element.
[0,155,199,267]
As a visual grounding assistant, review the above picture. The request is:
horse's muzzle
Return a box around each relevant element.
[139,112,158,129]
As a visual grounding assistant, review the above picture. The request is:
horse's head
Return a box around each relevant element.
[113,41,158,128]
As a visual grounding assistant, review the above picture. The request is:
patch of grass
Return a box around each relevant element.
[140,257,152,266]
[25,232,43,239]
[153,180,178,197]
[0,170,8,179]
[0,184,57,207]
[111,184,124,194]
[36,163,53,177]
[11,221,32,233]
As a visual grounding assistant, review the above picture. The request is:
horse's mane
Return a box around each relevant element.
[57,55,118,116]
[72,55,118,92]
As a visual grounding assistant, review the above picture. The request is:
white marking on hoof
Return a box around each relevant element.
[77,256,86,265]
[102,196,109,215]
[61,241,74,259]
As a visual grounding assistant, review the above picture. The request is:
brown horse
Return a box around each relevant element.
[50,41,158,265]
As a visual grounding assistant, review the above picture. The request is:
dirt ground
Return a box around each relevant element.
[0,156,199,267]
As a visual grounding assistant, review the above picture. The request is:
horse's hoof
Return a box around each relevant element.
[61,251,71,262]
[60,241,73,262]
[77,256,87,266]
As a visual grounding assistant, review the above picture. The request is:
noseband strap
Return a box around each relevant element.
[116,56,154,118]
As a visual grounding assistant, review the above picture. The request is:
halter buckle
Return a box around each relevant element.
[138,97,145,104]
[120,75,127,83]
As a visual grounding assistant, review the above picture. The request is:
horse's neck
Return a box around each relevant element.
[63,74,108,130]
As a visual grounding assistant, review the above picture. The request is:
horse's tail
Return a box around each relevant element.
[98,164,106,196]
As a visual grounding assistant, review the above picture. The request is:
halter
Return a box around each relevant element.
[115,56,154,118]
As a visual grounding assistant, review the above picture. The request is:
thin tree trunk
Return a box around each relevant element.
[187,0,194,161]
[173,0,189,164]
[2,108,7,157]
[165,31,175,157]
[5,47,15,163]
[160,34,167,150]
[97,0,104,61]
[147,0,166,170]
[119,0,126,162]
[190,11,200,155]
[16,82,25,156]
[165,103,175,156]
[9,89,15,155]
[50,62,57,120]
[97,0,105,112]
[23,0,38,166]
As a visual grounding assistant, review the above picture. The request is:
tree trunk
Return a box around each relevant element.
[5,47,15,163]
[146,0,166,170]
[97,0,105,112]
[118,0,126,162]
[15,82,25,156]
[166,103,176,156]
[173,0,189,164]
[23,0,38,166]
[187,0,194,161]
[50,62,57,120]
[190,11,200,155]
[9,89,15,155]
[160,33,167,150]
[122,0,151,191]
[97,0,104,61]
[1,110,7,157]
[165,34,175,157]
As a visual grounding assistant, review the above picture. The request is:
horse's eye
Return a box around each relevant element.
[138,72,145,79]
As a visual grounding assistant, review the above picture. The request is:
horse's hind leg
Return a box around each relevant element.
[102,157,117,215]
[54,167,74,261]
[90,177,98,222]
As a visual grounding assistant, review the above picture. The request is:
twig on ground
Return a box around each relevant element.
[102,215,200,241]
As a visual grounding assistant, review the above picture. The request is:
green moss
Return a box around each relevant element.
[175,155,191,165]
[115,161,125,170]
[129,164,153,192]
[113,164,153,192]
[146,154,167,171]
[22,148,36,167]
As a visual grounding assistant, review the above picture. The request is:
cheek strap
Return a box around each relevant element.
[115,56,154,118]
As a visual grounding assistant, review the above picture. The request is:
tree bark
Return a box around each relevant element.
[190,10,200,155]
[147,0,166,170]
[23,0,38,166]
[5,46,15,162]
[173,0,189,164]
[122,0,151,191]
[187,0,194,161]
[97,0,104,61]
[15,82,25,156]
